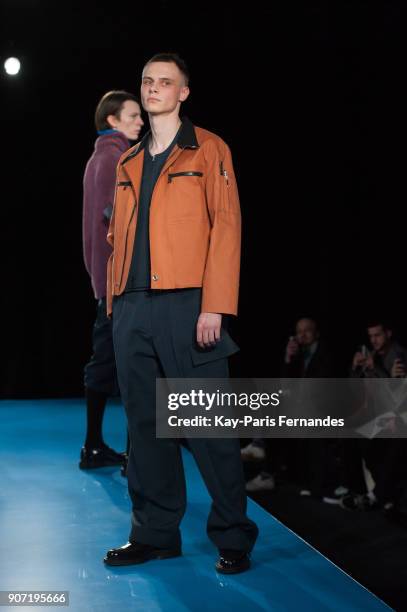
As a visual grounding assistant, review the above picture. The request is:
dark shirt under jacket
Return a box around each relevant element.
[125,129,180,292]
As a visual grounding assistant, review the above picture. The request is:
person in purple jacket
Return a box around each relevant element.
[81,91,144,469]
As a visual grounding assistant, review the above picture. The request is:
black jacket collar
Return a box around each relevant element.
[122,116,199,165]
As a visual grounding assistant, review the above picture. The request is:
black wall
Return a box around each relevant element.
[1,2,403,397]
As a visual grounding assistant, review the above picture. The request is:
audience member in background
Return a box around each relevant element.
[282,317,334,378]
[245,317,345,501]
[351,320,407,379]
[80,91,144,469]
[285,318,345,502]
[341,320,407,513]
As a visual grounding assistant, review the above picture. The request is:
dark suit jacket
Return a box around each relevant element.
[281,341,336,378]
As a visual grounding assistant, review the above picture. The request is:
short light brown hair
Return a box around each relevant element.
[144,52,190,85]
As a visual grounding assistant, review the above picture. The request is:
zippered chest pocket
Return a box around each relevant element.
[168,171,203,183]
[166,171,205,221]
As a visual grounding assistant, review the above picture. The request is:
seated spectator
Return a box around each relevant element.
[246,317,345,501]
[341,319,407,512]
[351,319,407,379]
[282,317,333,378]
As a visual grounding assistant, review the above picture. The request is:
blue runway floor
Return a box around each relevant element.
[0,400,392,611]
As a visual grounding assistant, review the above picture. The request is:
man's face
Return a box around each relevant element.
[367,325,392,353]
[296,319,318,347]
[141,61,189,116]
[108,100,144,140]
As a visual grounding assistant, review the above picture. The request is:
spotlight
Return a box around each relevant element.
[4,57,21,76]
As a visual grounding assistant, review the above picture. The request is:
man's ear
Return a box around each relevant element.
[106,114,118,129]
[179,86,190,103]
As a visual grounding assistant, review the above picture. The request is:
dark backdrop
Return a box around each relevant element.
[1,1,403,397]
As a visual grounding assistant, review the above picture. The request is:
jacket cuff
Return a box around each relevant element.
[201,293,238,317]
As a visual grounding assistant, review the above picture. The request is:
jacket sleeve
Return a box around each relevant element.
[82,161,93,278]
[83,145,121,294]
[106,158,121,317]
[201,139,242,316]
[106,163,120,318]
[106,144,139,317]
[94,147,121,236]
[106,227,115,317]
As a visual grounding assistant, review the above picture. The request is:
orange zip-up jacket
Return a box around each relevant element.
[106,118,241,317]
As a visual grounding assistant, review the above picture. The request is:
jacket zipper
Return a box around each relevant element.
[168,171,203,183]
[117,163,172,288]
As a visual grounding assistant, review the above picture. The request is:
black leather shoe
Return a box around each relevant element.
[104,542,182,566]
[79,444,126,470]
[215,550,251,574]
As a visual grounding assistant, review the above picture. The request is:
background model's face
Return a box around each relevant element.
[107,100,144,140]
[367,325,392,353]
[296,319,318,347]
[140,61,189,116]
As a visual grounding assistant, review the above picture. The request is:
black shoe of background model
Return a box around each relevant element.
[104,542,182,566]
[215,550,251,574]
[79,445,126,470]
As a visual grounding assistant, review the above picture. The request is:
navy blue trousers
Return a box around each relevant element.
[112,288,258,551]
[84,297,118,396]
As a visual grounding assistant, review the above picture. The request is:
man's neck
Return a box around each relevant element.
[148,113,182,155]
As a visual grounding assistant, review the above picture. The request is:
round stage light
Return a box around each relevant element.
[4,57,21,76]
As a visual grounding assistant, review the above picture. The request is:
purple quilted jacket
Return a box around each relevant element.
[82,131,130,298]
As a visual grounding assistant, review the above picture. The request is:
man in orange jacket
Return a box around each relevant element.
[103,53,258,574]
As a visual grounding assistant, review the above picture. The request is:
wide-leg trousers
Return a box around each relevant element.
[84,297,119,396]
[112,288,258,551]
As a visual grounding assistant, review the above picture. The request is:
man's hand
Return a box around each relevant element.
[352,351,365,369]
[285,337,299,364]
[197,313,222,348]
[391,358,406,378]
[352,351,374,371]
[364,354,374,370]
